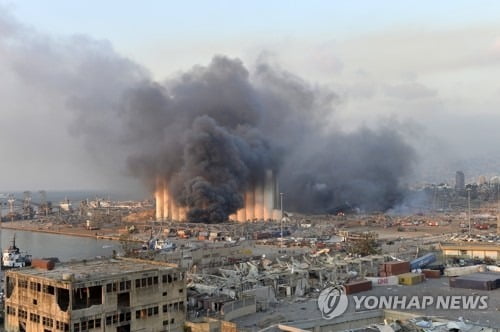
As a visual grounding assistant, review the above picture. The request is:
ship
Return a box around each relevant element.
[153,238,176,251]
[1,235,32,269]
[140,238,176,252]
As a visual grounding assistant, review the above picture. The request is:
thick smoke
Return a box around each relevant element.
[123,57,415,219]
[0,9,416,221]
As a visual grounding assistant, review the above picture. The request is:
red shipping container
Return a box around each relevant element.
[383,261,410,275]
[31,259,55,270]
[422,269,440,279]
[344,280,372,294]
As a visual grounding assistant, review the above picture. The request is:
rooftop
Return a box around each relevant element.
[8,258,178,282]
[440,242,500,250]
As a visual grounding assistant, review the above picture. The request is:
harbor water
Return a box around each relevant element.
[0,228,119,262]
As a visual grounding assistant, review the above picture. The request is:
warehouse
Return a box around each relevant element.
[440,243,500,262]
[4,258,186,332]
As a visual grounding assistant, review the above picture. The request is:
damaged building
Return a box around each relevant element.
[4,258,186,332]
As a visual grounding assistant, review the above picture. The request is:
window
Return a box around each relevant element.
[55,321,69,331]
[42,316,53,327]
[43,284,55,295]
[163,274,173,283]
[117,312,131,322]
[18,279,28,288]
[119,280,131,291]
[95,319,101,328]
[74,323,80,332]
[6,306,16,315]
[18,309,28,320]
[30,313,40,323]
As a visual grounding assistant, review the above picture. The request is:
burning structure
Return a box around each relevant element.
[155,169,280,222]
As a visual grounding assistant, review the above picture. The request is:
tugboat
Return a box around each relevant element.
[1,235,32,269]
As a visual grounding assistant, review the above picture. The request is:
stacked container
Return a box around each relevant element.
[379,261,410,277]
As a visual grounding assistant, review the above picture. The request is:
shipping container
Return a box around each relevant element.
[449,272,500,291]
[381,261,410,276]
[422,269,441,279]
[31,259,55,270]
[366,276,399,286]
[410,253,437,270]
[344,280,372,294]
[426,264,445,275]
[398,272,423,285]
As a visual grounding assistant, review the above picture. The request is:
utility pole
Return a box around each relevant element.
[280,192,284,249]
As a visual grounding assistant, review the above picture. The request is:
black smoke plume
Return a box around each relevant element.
[0,9,416,221]
[124,57,415,220]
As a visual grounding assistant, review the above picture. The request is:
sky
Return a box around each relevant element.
[2,1,500,195]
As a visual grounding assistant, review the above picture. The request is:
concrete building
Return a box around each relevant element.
[440,242,500,262]
[4,258,186,332]
[455,171,465,191]
[185,318,236,332]
[155,170,280,222]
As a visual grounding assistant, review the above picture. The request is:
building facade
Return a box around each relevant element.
[441,242,500,262]
[455,171,465,191]
[4,258,186,332]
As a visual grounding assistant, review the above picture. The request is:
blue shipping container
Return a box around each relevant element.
[410,253,437,270]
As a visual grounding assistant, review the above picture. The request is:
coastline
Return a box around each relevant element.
[0,220,124,241]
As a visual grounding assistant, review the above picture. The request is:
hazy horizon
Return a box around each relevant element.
[2,1,500,200]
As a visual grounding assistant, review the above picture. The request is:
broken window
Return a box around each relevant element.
[6,276,15,298]
[56,288,70,312]
[116,324,131,332]
[72,286,102,310]
[43,285,55,295]
[117,292,130,308]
